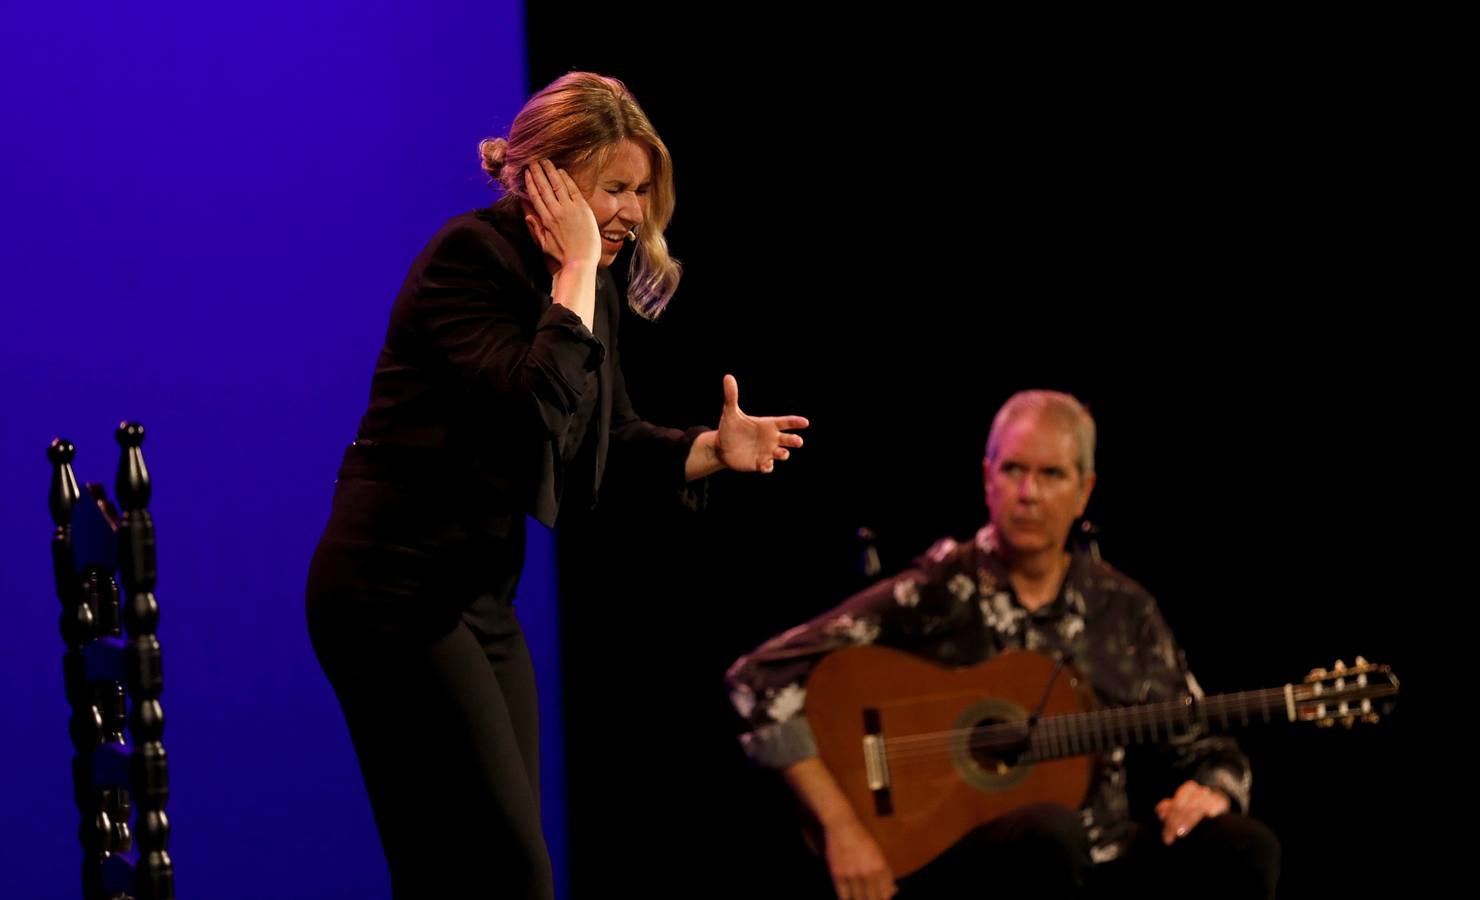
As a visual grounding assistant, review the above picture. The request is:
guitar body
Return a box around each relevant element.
[805,646,1097,877]
[802,644,1398,878]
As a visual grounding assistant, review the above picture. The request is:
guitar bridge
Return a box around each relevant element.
[862,708,893,815]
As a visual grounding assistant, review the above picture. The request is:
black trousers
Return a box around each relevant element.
[1093,812,1280,900]
[306,464,553,900]
[898,803,1279,899]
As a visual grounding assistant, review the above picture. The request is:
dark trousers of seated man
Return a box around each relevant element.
[896,803,1280,900]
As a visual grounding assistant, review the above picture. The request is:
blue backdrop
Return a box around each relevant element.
[0,3,569,896]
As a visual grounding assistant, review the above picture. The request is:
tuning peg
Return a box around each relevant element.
[1362,713,1381,725]
[1333,659,1347,671]
[1317,718,1334,728]
[1355,656,1368,667]
[1341,716,1356,729]
[1307,667,1328,681]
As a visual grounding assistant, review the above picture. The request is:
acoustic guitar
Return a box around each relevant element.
[803,645,1398,876]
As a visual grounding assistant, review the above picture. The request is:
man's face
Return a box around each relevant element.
[984,414,1096,558]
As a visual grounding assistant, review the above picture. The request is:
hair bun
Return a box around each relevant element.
[478,137,508,177]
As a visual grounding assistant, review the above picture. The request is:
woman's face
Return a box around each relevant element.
[571,139,652,267]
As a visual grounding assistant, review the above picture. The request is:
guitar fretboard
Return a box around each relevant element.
[1013,688,1294,762]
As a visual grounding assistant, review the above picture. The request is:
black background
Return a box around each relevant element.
[528,8,1445,895]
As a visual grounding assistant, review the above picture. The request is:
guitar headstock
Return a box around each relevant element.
[1297,657,1400,728]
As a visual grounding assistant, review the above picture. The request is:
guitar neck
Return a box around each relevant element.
[1021,687,1292,763]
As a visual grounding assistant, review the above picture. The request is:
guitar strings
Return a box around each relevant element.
[871,687,1305,765]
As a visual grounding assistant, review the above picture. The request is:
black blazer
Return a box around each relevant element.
[351,197,698,528]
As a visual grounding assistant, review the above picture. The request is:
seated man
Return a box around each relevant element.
[725,390,1279,899]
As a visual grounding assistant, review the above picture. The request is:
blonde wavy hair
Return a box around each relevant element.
[478,72,680,319]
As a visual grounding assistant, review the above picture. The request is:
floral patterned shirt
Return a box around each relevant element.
[725,525,1252,862]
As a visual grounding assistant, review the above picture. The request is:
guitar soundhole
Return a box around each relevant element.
[952,699,1032,791]
[968,717,1028,775]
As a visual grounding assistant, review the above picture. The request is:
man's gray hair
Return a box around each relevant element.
[985,390,1097,477]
